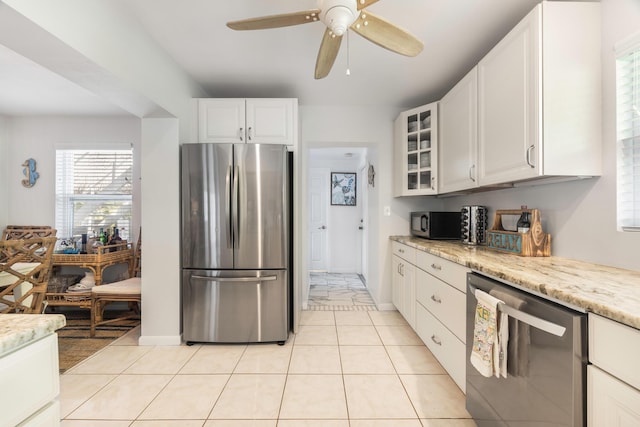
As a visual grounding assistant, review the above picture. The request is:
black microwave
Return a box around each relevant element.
[410,211,461,240]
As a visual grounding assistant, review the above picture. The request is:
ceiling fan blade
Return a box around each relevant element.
[350,10,423,56]
[227,9,321,31]
[356,0,380,10]
[315,28,343,79]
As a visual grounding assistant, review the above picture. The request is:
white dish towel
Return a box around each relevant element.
[471,289,508,378]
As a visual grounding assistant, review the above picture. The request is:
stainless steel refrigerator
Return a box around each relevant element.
[181,143,289,344]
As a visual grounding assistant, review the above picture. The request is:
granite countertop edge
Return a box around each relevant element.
[390,236,640,330]
[0,313,66,357]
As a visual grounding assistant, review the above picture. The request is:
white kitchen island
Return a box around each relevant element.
[0,313,66,427]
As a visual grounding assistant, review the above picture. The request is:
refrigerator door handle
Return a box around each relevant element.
[233,165,240,249]
[226,165,232,249]
[192,275,278,282]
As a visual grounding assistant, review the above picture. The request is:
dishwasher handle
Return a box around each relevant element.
[469,283,566,337]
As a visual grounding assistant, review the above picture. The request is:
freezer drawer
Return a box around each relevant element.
[182,269,288,344]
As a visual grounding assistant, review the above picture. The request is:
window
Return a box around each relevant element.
[617,34,640,231]
[55,148,133,241]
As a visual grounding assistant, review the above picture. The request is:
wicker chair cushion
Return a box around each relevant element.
[92,277,141,295]
[0,262,39,287]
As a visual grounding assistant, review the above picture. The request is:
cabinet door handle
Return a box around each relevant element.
[400,264,404,277]
[430,295,442,304]
[248,126,253,141]
[526,145,535,168]
[239,127,244,142]
[398,248,405,253]
[431,335,442,346]
[431,263,442,271]
[469,164,476,182]
[431,176,435,190]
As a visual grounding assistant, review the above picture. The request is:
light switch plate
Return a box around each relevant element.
[384,206,391,216]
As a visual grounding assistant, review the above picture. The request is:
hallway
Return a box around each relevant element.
[307,272,377,311]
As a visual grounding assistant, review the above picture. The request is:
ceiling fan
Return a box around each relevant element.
[226,0,424,79]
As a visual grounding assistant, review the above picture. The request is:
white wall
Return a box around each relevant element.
[440,0,640,272]
[1,116,141,232]
[0,116,8,228]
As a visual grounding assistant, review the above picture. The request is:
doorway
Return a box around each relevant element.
[306,147,370,308]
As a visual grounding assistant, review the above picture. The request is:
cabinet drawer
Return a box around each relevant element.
[416,268,466,342]
[416,250,469,292]
[416,303,466,392]
[392,241,416,264]
[588,365,640,427]
[589,314,640,390]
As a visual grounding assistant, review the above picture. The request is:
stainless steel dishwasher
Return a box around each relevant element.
[466,272,587,427]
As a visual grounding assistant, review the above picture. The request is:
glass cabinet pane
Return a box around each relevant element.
[419,171,431,189]
[408,173,418,190]
[420,152,431,168]
[419,131,431,150]
[408,134,418,152]
[407,114,418,133]
[407,153,418,170]
[420,111,431,130]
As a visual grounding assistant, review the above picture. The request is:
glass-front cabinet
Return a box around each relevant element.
[394,102,438,196]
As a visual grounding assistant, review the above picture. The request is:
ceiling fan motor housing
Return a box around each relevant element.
[319,0,360,36]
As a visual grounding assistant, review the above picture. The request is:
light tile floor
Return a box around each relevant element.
[60,310,476,426]
[307,272,377,311]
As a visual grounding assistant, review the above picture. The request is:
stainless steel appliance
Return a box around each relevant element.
[410,211,461,239]
[181,143,289,344]
[466,273,587,427]
[461,205,488,245]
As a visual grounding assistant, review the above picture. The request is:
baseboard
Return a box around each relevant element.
[376,303,397,311]
[138,334,182,346]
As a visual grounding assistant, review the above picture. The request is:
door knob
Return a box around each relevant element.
[358,226,364,230]
[318,225,326,230]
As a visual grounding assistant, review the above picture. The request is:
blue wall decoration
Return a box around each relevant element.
[21,158,39,188]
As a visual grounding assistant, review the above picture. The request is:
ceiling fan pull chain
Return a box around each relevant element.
[346,29,351,76]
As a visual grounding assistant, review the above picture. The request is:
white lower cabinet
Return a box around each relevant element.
[391,240,469,392]
[588,314,640,427]
[0,333,60,427]
[391,253,416,329]
[589,365,640,427]
[416,303,466,391]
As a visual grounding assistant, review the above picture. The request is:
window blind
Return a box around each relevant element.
[617,40,640,231]
[55,149,133,240]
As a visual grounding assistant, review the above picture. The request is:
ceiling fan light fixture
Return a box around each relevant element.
[324,6,356,36]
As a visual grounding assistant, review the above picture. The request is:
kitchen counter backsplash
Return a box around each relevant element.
[391,236,640,330]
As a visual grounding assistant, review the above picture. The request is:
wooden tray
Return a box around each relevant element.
[486,208,551,257]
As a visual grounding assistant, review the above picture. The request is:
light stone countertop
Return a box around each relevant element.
[391,236,640,330]
[0,313,66,357]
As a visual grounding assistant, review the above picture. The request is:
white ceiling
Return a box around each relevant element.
[0,0,578,116]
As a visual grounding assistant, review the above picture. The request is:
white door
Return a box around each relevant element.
[309,168,328,271]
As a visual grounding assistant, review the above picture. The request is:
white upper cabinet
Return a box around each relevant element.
[477,2,601,186]
[439,67,478,194]
[197,98,298,146]
[394,102,438,196]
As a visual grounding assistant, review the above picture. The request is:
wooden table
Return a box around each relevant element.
[46,242,133,308]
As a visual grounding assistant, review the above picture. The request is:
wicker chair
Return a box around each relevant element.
[0,236,57,313]
[90,230,141,337]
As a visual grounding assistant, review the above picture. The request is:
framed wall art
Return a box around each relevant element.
[331,172,356,206]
